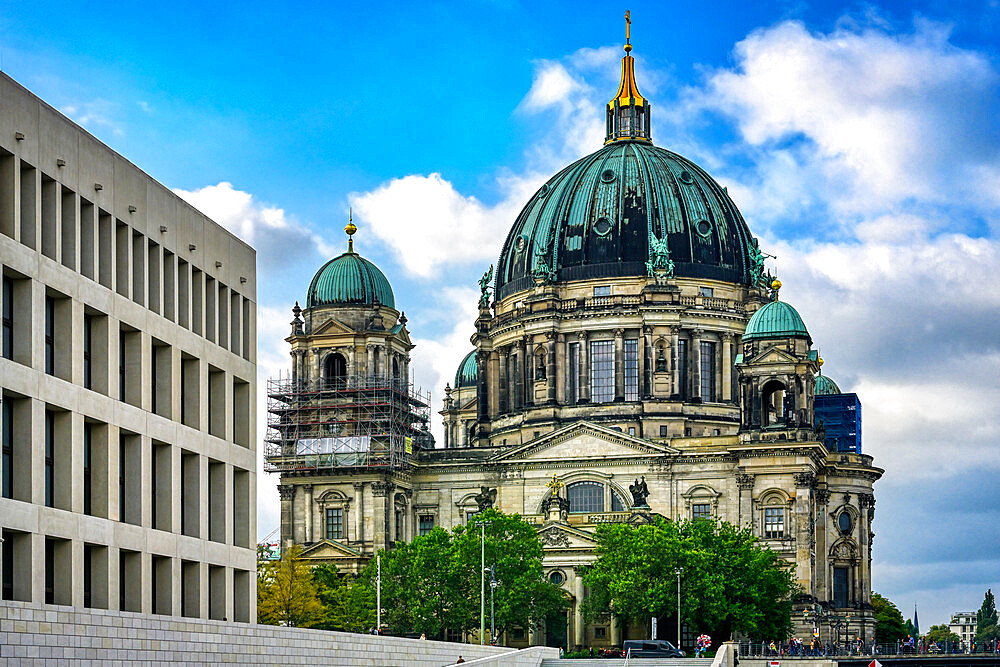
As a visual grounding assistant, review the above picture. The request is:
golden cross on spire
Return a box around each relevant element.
[546,473,564,497]
[624,10,632,52]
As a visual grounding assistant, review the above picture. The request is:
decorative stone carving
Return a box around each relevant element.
[474,486,498,512]
[277,484,296,500]
[646,235,675,283]
[736,473,755,490]
[539,529,570,548]
[371,481,395,498]
[794,472,818,488]
[815,489,831,505]
[830,540,859,561]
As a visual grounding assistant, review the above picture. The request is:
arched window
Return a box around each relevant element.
[761,379,788,427]
[568,481,604,513]
[611,490,625,511]
[324,353,347,386]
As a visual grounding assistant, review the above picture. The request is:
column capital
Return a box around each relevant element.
[578,330,589,341]
[352,481,365,490]
[278,484,296,500]
[722,332,736,342]
[614,327,625,338]
[736,473,755,490]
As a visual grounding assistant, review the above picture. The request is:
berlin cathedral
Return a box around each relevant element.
[265,21,881,650]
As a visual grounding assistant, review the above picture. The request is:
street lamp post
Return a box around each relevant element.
[489,565,498,645]
[675,567,683,651]
[475,520,492,645]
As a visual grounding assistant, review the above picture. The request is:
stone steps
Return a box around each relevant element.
[540,659,715,667]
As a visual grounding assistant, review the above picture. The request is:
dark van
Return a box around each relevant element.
[621,639,685,658]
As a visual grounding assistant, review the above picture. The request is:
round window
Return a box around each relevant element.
[600,168,616,183]
[515,235,527,252]
[549,571,565,586]
[679,170,695,184]
[838,511,852,533]
[594,217,613,236]
[696,220,712,236]
[538,183,550,197]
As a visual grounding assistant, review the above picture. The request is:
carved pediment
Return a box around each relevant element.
[490,421,678,463]
[746,345,802,366]
[299,538,364,559]
[310,317,357,337]
[536,523,599,550]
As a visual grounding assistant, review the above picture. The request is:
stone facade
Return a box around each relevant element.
[0,73,257,621]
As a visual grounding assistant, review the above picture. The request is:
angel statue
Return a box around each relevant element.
[646,236,674,279]
[478,265,494,309]
[474,486,497,512]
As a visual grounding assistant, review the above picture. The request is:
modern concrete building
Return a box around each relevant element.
[267,26,881,650]
[949,611,977,647]
[0,73,257,621]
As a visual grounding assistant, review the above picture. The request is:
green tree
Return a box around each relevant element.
[904,618,918,638]
[451,509,568,639]
[362,509,567,639]
[581,517,796,641]
[257,545,324,627]
[311,562,376,632]
[925,624,961,644]
[871,592,907,643]
[976,589,999,644]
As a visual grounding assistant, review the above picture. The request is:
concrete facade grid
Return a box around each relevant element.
[0,73,257,623]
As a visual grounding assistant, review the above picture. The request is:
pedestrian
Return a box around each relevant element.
[456,656,465,664]
[420,633,426,640]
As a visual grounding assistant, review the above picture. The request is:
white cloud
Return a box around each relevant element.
[59,99,124,137]
[690,19,1000,219]
[174,182,333,270]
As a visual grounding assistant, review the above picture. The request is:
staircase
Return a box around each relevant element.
[540,659,715,667]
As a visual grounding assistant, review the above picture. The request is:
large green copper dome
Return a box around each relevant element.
[743,300,810,342]
[455,350,477,388]
[815,374,842,395]
[306,251,395,309]
[495,141,758,300]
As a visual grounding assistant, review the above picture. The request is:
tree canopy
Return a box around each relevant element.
[925,624,961,644]
[976,589,999,644]
[871,592,907,643]
[257,545,324,627]
[359,508,567,640]
[581,517,796,641]
[311,562,376,633]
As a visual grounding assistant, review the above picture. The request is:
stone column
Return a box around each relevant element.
[353,482,365,543]
[574,567,586,649]
[513,339,524,411]
[858,493,874,603]
[722,334,733,402]
[498,347,509,414]
[737,473,755,530]
[579,331,590,402]
[546,332,557,404]
[488,350,500,418]
[793,473,816,592]
[691,329,703,401]
[610,614,621,647]
[555,334,567,404]
[278,484,296,547]
[476,350,490,433]
[814,489,830,603]
[614,328,625,402]
[523,335,533,408]
[640,326,651,399]
[670,326,681,397]
[366,344,375,379]
[303,484,314,543]
[372,481,394,552]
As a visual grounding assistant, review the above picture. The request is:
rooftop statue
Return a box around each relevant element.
[646,236,674,280]
[629,476,650,508]
[478,265,494,309]
[474,486,497,512]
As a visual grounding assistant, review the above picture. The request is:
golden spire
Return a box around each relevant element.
[605,10,650,144]
[345,208,357,253]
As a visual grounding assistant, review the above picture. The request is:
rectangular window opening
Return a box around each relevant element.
[624,338,639,402]
[590,340,614,404]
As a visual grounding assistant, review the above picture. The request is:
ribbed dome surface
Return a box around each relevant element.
[815,374,842,395]
[455,351,477,388]
[306,251,395,309]
[495,141,757,299]
[743,300,810,342]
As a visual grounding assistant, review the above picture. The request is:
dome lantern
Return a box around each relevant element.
[605,11,651,145]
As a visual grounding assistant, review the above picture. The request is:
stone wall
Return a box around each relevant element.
[0,600,521,665]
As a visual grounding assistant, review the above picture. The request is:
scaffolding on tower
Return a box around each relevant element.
[264,374,431,473]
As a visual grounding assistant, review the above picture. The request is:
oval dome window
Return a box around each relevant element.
[838,511,852,533]
[516,235,527,252]
[600,168,616,183]
[696,220,712,236]
[594,217,613,236]
[679,170,695,184]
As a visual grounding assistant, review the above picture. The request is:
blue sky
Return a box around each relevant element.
[3,0,999,628]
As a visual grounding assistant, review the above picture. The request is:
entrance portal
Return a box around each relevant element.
[545,609,568,650]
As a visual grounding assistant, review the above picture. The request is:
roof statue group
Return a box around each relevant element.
[268,11,877,649]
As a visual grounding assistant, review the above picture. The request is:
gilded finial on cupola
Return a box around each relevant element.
[345,208,357,253]
[605,10,651,145]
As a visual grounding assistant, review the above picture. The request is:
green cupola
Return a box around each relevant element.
[455,350,478,388]
[815,373,842,395]
[743,299,811,344]
[306,222,395,309]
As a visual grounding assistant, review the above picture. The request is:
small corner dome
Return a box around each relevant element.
[743,300,810,343]
[306,251,395,309]
[455,351,478,388]
[815,374,842,395]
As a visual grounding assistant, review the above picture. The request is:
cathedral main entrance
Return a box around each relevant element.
[545,609,568,650]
